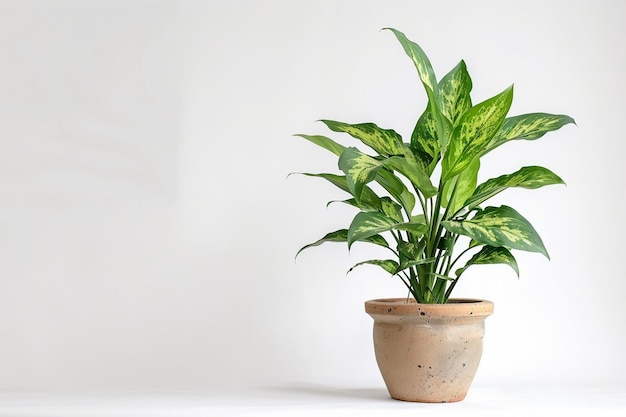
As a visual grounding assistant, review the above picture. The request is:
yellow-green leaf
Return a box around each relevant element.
[385,28,451,154]
[442,205,549,258]
[347,212,398,248]
[384,28,437,94]
[296,172,381,210]
[455,246,519,277]
[338,147,382,203]
[487,113,575,152]
[294,134,346,156]
[465,166,565,209]
[411,105,439,170]
[443,85,513,180]
[380,197,404,223]
[411,58,470,173]
[320,120,406,157]
[347,212,427,248]
[296,229,389,259]
[348,259,399,275]
[438,60,473,127]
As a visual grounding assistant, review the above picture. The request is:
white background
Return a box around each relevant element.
[0,0,624,414]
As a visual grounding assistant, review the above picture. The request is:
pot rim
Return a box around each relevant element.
[365,298,494,318]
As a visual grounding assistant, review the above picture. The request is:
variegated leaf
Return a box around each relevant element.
[380,197,404,223]
[385,28,451,153]
[398,240,426,262]
[441,205,549,258]
[338,147,383,203]
[465,166,565,209]
[397,239,432,270]
[296,172,381,210]
[347,212,427,248]
[411,105,439,169]
[455,246,519,277]
[320,120,406,157]
[384,28,437,95]
[347,212,398,248]
[296,229,389,258]
[438,60,473,127]
[428,93,453,157]
[348,259,399,275]
[487,113,575,152]
[443,85,513,180]
[294,134,346,156]
[411,60,471,165]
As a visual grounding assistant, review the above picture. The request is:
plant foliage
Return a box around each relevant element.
[294,29,574,303]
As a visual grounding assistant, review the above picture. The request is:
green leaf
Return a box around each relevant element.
[375,168,416,215]
[487,113,575,152]
[438,60,473,127]
[411,60,472,167]
[338,147,383,203]
[347,212,427,248]
[442,158,480,216]
[384,28,451,154]
[348,259,399,275]
[465,166,565,209]
[384,28,437,95]
[326,198,354,211]
[398,239,424,260]
[432,273,455,281]
[297,172,350,192]
[348,212,398,248]
[393,222,429,235]
[397,239,434,271]
[469,239,482,248]
[384,155,438,198]
[293,134,346,156]
[320,120,406,157]
[411,106,439,170]
[296,172,381,210]
[443,85,513,180]
[437,232,455,252]
[402,258,437,270]
[380,197,404,223]
[411,101,453,171]
[428,92,453,157]
[442,205,549,258]
[455,246,519,277]
[296,229,389,258]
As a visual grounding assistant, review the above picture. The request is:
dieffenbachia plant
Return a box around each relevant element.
[294,28,574,304]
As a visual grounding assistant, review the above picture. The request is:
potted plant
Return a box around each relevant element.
[293,28,574,403]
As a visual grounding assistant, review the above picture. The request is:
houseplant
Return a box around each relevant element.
[293,28,574,402]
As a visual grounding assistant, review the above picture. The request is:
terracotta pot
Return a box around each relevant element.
[365,298,494,403]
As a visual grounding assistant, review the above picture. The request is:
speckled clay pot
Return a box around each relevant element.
[365,298,494,403]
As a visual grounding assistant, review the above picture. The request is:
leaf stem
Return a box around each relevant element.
[448,243,472,274]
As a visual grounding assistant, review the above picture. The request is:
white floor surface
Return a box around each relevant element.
[0,382,624,417]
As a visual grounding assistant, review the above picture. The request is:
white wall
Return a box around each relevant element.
[0,0,624,391]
